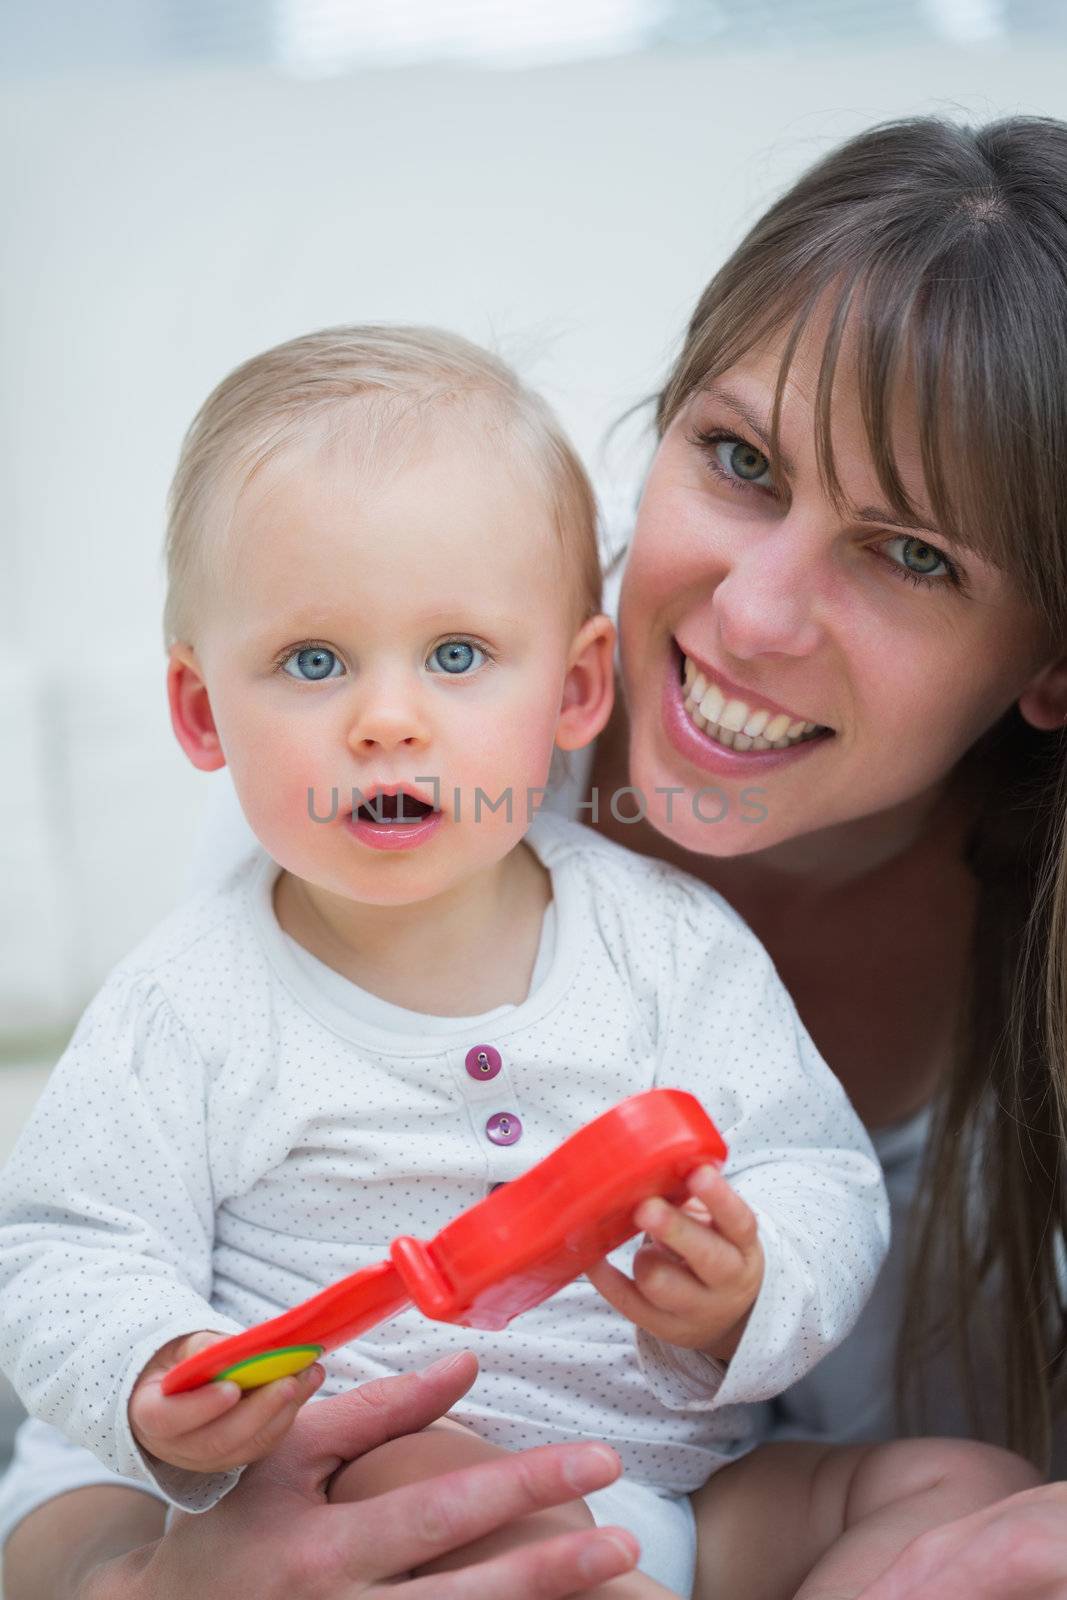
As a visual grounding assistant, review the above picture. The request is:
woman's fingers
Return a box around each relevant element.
[401,1525,640,1599]
[268,1351,481,1491]
[349,1440,624,1582]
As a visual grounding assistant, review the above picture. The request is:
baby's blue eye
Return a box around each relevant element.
[428,641,485,675]
[282,647,343,681]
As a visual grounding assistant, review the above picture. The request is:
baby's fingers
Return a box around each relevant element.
[632,1239,733,1310]
[633,1197,740,1290]
[183,1364,325,1469]
[131,1372,243,1449]
[687,1167,759,1253]
[584,1257,668,1337]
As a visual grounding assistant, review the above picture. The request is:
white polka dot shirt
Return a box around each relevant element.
[0,814,888,1511]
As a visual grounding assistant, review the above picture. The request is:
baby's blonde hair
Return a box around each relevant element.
[163,324,601,648]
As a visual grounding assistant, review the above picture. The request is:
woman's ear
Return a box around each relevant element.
[1017,651,1067,732]
[167,644,226,770]
[555,614,616,752]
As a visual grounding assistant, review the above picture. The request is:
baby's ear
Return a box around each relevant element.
[167,645,226,771]
[555,614,616,752]
[1017,649,1067,732]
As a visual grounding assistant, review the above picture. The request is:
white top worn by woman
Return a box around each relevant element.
[0,812,886,1515]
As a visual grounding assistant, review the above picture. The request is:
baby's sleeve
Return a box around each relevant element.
[635,873,890,1413]
[0,973,244,1509]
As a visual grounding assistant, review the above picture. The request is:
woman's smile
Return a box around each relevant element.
[676,640,832,750]
[660,635,835,781]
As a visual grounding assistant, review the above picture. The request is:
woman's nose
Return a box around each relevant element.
[709,523,825,660]
[346,675,430,755]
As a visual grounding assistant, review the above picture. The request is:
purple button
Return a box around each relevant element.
[465,1044,502,1080]
[486,1112,522,1146]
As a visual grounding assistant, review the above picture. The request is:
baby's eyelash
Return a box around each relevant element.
[688,426,966,594]
[434,636,497,663]
[272,640,335,671]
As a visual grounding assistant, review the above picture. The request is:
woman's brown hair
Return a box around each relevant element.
[657,115,1067,1467]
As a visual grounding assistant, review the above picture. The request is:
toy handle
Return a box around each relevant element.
[162,1259,410,1394]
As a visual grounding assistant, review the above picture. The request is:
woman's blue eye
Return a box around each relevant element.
[282,647,343,681]
[428,641,485,675]
[716,437,773,488]
[690,426,777,495]
[883,536,952,585]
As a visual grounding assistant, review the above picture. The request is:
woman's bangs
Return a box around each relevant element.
[762,247,1067,639]
[851,244,1067,636]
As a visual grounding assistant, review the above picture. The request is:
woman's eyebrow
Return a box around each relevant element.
[701,384,798,477]
[703,383,944,537]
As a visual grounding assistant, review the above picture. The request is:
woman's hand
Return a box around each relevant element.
[856,1481,1067,1599]
[586,1165,763,1359]
[78,1351,637,1600]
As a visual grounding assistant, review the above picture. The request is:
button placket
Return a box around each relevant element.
[452,1040,527,1178]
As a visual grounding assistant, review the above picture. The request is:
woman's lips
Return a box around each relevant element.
[661,638,833,779]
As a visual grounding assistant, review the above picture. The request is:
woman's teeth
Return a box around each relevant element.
[682,655,827,751]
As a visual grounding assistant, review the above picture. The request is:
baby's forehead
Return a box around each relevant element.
[216,406,570,622]
[234,392,538,520]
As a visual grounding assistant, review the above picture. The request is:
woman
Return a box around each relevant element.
[7,112,1067,1597]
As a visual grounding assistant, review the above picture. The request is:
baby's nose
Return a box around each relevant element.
[346,685,430,753]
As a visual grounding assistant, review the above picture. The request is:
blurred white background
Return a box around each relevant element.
[3,0,1067,1055]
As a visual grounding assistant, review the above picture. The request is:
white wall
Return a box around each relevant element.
[4,42,1067,1031]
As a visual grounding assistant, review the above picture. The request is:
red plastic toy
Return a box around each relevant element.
[163,1088,727,1395]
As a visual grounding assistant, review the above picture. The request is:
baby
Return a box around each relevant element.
[0,327,889,1598]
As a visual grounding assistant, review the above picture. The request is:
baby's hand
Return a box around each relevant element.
[585,1165,763,1360]
[128,1330,325,1473]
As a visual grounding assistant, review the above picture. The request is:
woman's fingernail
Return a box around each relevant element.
[578,1530,638,1581]
[421,1351,473,1379]
[563,1442,619,1491]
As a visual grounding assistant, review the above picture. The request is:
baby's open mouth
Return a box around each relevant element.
[353,794,437,825]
